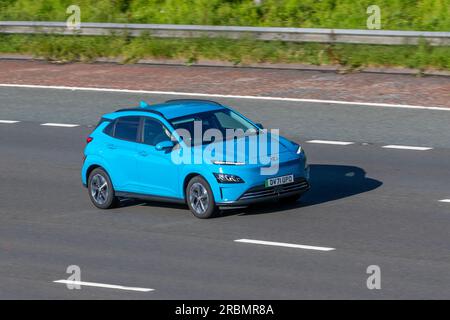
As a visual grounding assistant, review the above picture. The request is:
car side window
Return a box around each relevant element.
[113,116,140,142]
[142,117,171,146]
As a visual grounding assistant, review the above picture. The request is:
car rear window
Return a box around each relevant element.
[95,117,110,129]
[113,116,140,142]
[103,121,114,136]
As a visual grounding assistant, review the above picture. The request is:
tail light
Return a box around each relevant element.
[86,137,94,144]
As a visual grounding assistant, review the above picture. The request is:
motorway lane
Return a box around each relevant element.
[1,87,450,148]
[0,120,449,299]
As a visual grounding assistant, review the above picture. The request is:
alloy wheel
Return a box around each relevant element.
[90,173,109,205]
[189,182,209,215]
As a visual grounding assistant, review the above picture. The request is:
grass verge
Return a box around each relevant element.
[0,34,449,71]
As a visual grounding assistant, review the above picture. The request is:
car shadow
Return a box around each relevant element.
[221,164,383,217]
[117,197,188,210]
[114,164,382,217]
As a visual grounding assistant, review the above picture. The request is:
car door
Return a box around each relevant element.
[102,116,140,192]
[135,116,180,198]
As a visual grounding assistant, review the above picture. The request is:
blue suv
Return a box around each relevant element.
[82,99,310,218]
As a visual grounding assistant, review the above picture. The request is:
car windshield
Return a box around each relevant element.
[170,109,258,146]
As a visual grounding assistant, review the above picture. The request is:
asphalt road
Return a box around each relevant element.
[1,87,450,299]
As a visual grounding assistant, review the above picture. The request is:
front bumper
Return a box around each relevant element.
[216,177,310,207]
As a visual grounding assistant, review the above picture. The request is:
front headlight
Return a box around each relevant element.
[212,160,245,166]
[213,173,245,183]
[296,145,302,154]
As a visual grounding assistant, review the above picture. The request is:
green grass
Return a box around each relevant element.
[1,34,449,71]
[0,0,449,31]
[1,1,448,70]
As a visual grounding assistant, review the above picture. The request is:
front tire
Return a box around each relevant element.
[88,168,119,209]
[186,176,218,219]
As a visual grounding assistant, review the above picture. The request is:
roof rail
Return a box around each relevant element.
[164,99,223,106]
[115,108,167,119]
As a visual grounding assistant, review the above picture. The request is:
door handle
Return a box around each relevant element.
[138,151,149,157]
[107,144,117,150]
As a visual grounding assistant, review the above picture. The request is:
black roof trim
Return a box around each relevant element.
[115,99,224,119]
[115,108,166,119]
[164,99,223,106]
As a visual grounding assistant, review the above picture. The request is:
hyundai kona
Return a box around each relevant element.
[82,99,310,218]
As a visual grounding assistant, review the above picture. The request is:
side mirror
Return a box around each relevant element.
[255,123,264,129]
[155,140,175,151]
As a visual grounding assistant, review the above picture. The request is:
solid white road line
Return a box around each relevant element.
[53,280,154,292]
[0,120,20,124]
[382,145,432,151]
[234,239,335,252]
[40,123,80,128]
[306,140,354,146]
[0,83,449,111]
[438,199,450,203]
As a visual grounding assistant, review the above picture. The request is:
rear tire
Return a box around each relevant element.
[88,168,119,209]
[186,176,218,219]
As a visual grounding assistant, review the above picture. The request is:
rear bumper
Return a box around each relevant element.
[217,177,310,207]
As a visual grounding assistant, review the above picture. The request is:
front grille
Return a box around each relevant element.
[239,178,309,201]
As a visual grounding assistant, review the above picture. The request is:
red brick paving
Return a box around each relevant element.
[1,60,449,108]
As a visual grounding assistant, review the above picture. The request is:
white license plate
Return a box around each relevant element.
[265,175,294,187]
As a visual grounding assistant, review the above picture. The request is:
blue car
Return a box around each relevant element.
[82,99,310,218]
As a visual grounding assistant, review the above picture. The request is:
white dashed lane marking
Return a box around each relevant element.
[53,280,154,292]
[306,140,354,146]
[439,199,450,203]
[40,123,80,128]
[0,120,20,124]
[382,145,433,151]
[234,239,335,252]
[0,119,441,153]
